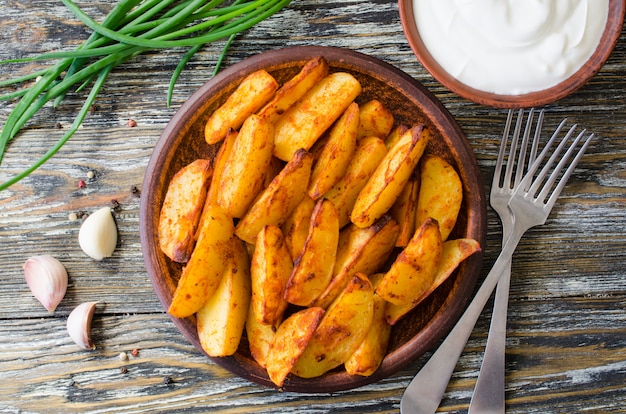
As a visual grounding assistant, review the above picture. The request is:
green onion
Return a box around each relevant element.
[0,0,291,191]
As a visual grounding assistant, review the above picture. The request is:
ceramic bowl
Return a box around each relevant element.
[140,46,487,392]
[398,0,625,108]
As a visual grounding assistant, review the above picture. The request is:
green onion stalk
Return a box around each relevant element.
[0,0,292,191]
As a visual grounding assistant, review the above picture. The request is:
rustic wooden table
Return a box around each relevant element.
[1,1,625,413]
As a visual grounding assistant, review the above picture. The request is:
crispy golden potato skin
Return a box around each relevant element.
[291,272,374,378]
[251,225,292,326]
[245,302,277,368]
[344,273,391,376]
[235,149,313,244]
[308,102,359,200]
[416,155,463,241]
[196,239,251,357]
[284,199,340,307]
[325,136,388,227]
[357,99,394,140]
[158,159,212,263]
[350,125,430,228]
[258,56,329,124]
[266,307,325,387]
[282,196,316,260]
[385,238,481,325]
[205,69,278,145]
[217,114,274,218]
[273,72,362,162]
[376,217,443,305]
[206,130,237,205]
[311,215,399,309]
[390,172,420,247]
[168,204,235,318]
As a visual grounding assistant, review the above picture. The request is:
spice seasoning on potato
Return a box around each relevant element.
[217,114,274,218]
[284,199,339,307]
[158,159,212,263]
[350,125,430,228]
[204,69,278,145]
[272,72,362,162]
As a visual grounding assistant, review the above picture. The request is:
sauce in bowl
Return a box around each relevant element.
[412,0,609,95]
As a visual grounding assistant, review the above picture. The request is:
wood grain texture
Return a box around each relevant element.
[1,0,625,412]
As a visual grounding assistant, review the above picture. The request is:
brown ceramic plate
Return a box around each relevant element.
[399,0,625,108]
[140,46,487,392]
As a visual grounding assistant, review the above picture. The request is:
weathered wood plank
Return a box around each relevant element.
[1,0,625,412]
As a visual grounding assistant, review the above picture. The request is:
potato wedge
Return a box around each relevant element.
[158,159,212,263]
[384,124,409,149]
[344,274,391,376]
[351,125,430,228]
[390,172,420,247]
[357,99,394,140]
[281,195,316,260]
[264,156,284,189]
[217,114,275,218]
[235,149,313,244]
[251,225,293,326]
[266,307,325,387]
[273,72,362,161]
[257,56,330,124]
[206,129,237,205]
[308,102,359,200]
[168,204,235,318]
[284,199,340,307]
[311,215,399,309]
[196,239,251,357]
[291,273,374,378]
[386,238,481,325]
[245,302,278,368]
[376,217,443,305]
[416,155,463,241]
[205,70,278,144]
[325,136,388,227]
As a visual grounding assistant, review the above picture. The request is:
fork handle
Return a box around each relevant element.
[468,264,511,414]
[400,233,522,414]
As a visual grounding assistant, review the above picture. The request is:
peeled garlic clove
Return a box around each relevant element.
[23,255,68,313]
[79,207,117,260]
[67,301,99,350]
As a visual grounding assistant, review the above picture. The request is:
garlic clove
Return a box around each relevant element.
[23,255,68,313]
[79,207,118,260]
[67,301,99,350]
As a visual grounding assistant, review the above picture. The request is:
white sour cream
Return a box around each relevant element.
[412,0,609,95]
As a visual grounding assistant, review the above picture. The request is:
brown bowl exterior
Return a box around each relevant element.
[399,0,626,109]
[140,46,487,392]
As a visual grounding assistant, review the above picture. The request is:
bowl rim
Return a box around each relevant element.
[398,0,626,108]
[140,45,487,392]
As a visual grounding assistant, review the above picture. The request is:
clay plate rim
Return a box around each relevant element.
[140,46,487,393]
[398,0,626,108]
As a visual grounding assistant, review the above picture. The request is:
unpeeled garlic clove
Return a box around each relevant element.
[79,207,118,260]
[23,255,68,313]
[67,301,99,350]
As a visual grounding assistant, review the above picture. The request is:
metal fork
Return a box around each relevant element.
[468,108,564,413]
[400,113,593,414]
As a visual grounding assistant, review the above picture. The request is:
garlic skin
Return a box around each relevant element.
[79,207,117,260]
[67,301,99,350]
[23,255,68,313]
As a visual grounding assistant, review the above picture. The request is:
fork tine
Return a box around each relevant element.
[526,123,579,198]
[494,109,514,185]
[513,108,540,186]
[503,109,524,189]
[528,109,545,169]
[542,131,593,210]
[519,118,570,196]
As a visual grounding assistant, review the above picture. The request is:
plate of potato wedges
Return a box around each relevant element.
[140,46,487,392]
